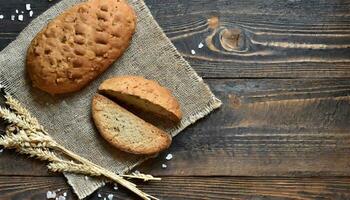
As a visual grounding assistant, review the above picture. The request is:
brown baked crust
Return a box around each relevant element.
[98,76,183,122]
[26,0,136,95]
[92,94,172,155]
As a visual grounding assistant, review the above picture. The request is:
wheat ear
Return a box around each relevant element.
[0,95,161,200]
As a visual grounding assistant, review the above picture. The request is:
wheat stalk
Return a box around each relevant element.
[122,171,162,181]
[0,94,160,200]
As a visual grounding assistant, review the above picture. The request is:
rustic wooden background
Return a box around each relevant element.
[1,0,350,199]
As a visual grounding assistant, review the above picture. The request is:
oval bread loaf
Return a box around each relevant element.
[98,76,183,123]
[92,94,172,155]
[26,0,136,94]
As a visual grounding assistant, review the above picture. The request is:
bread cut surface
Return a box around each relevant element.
[92,94,172,155]
[26,0,136,94]
[98,76,182,123]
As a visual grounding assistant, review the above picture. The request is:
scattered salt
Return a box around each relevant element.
[165,153,173,160]
[0,15,4,19]
[11,15,15,21]
[191,49,196,55]
[29,10,34,17]
[46,191,57,199]
[15,9,19,14]
[84,176,89,180]
[98,193,102,198]
[58,196,66,200]
[63,192,67,197]
[162,164,167,169]
[18,14,23,21]
[26,4,31,11]
[198,42,204,49]
[108,194,114,200]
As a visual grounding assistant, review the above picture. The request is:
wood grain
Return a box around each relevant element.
[1,176,350,200]
[1,0,350,78]
[1,79,350,177]
[145,0,350,78]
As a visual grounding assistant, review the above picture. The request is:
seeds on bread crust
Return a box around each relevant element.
[26,0,136,94]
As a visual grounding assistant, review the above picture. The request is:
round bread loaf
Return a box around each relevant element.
[26,0,136,94]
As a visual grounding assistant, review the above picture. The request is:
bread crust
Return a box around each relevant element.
[92,94,172,155]
[99,76,183,122]
[26,0,136,94]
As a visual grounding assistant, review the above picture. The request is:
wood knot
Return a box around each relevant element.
[219,28,244,51]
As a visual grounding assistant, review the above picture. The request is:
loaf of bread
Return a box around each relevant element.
[26,0,136,95]
[92,94,172,155]
[98,76,183,123]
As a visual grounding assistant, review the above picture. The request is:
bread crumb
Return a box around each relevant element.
[165,153,173,160]
[29,11,34,17]
[198,42,204,49]
[162,164,167,169]
[18,15,23,21]
[191,50,196,55]
[46,191,57,199]
[26,4,31,11]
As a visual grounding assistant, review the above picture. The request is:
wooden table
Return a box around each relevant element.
[1,0,350,199]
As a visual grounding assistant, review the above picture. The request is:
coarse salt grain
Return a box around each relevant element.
[29,11,33,17]
[162,164,167,169]
[26,4,31,11]
[18,15,23,21]
[103,198,106,200]
[113,185,118,190]
[0,149,3,153]
[108,194,114,200]
[21,11,24,14]
[63,192,67,197]
[165,153,173,160]
[0,15,4,19]
[58,196,66,200]
[198,42,204,49]
[46,191,57,199]
[98,193,102,198]
[11,15,15,21]
[191,49,196,55]
[84,176,89,180]
[15,9,19,14]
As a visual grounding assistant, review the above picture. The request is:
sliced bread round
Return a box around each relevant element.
[98,76,182,123]
[92,94,172,155]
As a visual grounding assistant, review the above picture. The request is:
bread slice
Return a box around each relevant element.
[92,94,172,155]
[98,76,182,123]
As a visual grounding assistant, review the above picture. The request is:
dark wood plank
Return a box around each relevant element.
[1,0,350,78]
[1,79,350,177]
[145,0,350,78]
[1,176,350,200]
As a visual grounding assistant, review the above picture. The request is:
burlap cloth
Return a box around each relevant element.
[0,0,221,199]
